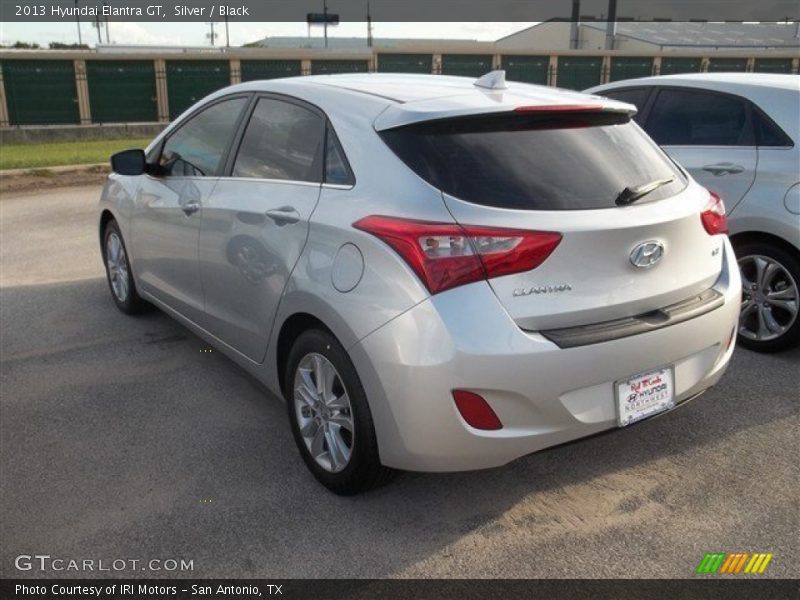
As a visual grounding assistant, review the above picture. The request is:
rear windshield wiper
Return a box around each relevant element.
[615,177,675,206]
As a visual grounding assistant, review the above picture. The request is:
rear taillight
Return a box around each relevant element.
[353,215,562,294]
[701,191,729,235]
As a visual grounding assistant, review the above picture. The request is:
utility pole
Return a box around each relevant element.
[104,2,110,44]
[207,22,217,46]
[605,0,618,50]
[323,0,328,48]
[569,0,580,49]
[74,0,82,46]
[366,0,373,47]
[224,16,230,47]
[94,14,102,45]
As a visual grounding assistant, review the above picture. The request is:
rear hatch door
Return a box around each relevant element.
[380,109,725,331]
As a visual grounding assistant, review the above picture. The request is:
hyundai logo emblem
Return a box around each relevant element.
[630,241,665,269]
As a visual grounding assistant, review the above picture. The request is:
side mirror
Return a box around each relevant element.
[110,149,146,176]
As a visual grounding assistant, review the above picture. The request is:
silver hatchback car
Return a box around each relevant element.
[100,73,740,494]
[587,74,800,352]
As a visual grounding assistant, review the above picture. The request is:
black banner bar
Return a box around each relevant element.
[2,579,798,600]
[1,0,799,23]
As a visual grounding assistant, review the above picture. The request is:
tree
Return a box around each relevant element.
[49,42,90,49]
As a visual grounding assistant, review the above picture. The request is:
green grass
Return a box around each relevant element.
[0,138,152,170]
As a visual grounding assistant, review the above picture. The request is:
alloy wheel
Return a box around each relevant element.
[293,353,354,473]
[738,254,799,342]
[106,232,130,302]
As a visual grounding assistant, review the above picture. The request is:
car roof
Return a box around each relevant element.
[225,73,636,130]
[586,73,800,94]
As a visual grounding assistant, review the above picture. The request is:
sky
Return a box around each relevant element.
[0,22,538,47]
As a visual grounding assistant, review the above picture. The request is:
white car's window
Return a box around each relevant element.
[232,98,324,182]
[602,88,650,123]
[646,89,753,146]
[159,97,248,177]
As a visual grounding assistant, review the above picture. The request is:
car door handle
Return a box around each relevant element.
[265,206,301,226]
[181,201,201,215]
[702,163,745,176]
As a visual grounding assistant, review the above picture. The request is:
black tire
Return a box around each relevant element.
[734,240,800,353]
[284,329,397,495]
[102,220,149,315]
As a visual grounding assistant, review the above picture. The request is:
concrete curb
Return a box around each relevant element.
[1,163,109,177]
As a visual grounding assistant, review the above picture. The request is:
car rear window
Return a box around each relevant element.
[380,111,686,211]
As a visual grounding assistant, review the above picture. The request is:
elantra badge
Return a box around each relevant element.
[513,284,572,297]
[630,241,665,269]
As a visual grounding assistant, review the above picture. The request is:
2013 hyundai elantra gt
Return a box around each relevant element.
[100,73,741,494]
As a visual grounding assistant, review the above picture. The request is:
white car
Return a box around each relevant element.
[587,74,800,352]
[101,73,740,494]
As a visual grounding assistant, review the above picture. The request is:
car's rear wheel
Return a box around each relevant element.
[285,329,396,495]
[735,241,800,353]
[102,220,148,315]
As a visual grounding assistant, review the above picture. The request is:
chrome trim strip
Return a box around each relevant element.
[539,288,725,349]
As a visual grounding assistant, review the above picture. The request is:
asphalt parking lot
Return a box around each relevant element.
[1,184,797,579]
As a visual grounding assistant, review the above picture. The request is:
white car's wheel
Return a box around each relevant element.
[736,242,800,353]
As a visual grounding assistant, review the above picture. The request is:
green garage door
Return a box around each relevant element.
[754,58,794,74]
[610,57,653,82]
[708,58,748,72]
[378,54,432,74]
[659,57,702,75]
[3,60,79,125]
[241,60,301,81]
[441,54,493,77]
[501,55,548,85]
[311,60,369,75]
[87,60,157,123]
[557,56,602,90]
[166,60,230,120]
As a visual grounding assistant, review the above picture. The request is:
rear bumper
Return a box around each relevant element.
[350,238,741,472]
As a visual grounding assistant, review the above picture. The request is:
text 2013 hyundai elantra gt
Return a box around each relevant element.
[100,72,741,494]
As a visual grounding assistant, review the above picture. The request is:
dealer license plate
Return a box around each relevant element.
[616,367,675,427]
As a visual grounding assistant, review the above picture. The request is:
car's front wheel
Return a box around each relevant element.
[735,241,800,353]
[285,329,396,495]
[102,220,148,315]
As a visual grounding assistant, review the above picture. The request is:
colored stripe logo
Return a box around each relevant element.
[696,552,774,574]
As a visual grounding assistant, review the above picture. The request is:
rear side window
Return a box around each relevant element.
[160,97,247,177]
[233,97,324,182]
[601,88,650,123]
[324,124,354,186]
[646,89,753,146]
[753,109,793,147]
[380,112,685,211]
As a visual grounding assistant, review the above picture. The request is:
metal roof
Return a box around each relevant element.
[247,36,487,50]
[581,22,800,49]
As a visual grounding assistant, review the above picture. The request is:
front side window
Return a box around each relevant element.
[232,98,324,182]
[159,96,248,177]
[645,88,753,146]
